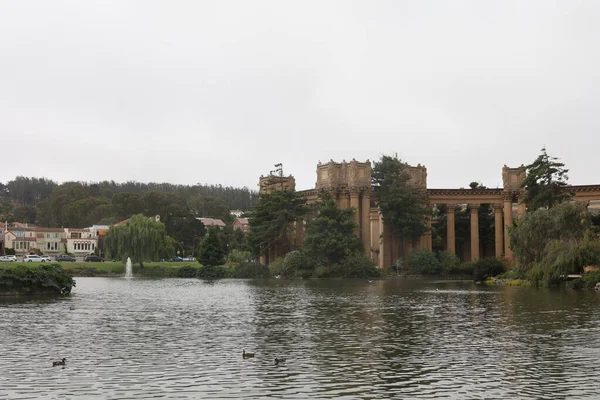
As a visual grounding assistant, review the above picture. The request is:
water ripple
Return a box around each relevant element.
[1,278,600,398]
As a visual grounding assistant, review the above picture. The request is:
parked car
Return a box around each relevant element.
[39,254,52,262]
[56,255,76,262]
[24,255,43,262]
[0,255,17,262]
[183,256,196,262]
[84,255,104,262]
[169,257,183,262]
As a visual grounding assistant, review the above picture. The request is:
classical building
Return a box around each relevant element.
[258,159,600,269]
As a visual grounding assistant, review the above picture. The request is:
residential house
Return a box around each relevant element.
[232,217,250,233]
[35,227,66,256]
[4,227,37,255]
[64,228,98,256]
[197,217,226,229]
[89,225,110,258]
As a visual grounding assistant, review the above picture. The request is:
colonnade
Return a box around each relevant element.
[334,188,371,258]
[444,202,511,261]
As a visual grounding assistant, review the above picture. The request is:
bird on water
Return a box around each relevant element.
[275,358,286,365]
[242,349,255,359]
[52,358,66,367]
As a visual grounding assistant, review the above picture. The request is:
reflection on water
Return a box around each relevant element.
[1,278,600,398]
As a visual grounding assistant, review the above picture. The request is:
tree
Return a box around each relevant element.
[521,148,573,211]
[509,202,596,285]
[187,195,232,223]
[111,192,144,221]
[198,228,225,266]
[105,214,168,267]
[302,192,363,267]
[0,198,13,222]
[372,155,431,252]
[62,197,111,227]
[247,189,307,258]
[36,183,89,227]
[12,205,37,224]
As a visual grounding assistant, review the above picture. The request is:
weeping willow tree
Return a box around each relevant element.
[509,202,600,286]
[105,214,167,267]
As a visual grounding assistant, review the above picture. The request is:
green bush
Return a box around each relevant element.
[0,263,75,295]
[406,248,442,275]
[582,270,600,289]
[269,257,284,276]
[234,261,270,278]
[457,262,475,276]
[329,255,381,278]
[473,258,506,282]
[197,265,232,279]
[438,251,461,274]
[177,265,199,278]
[281,251,308,278]
[226,249,253,266]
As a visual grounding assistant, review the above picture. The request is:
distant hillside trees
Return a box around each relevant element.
[0,176,258,233]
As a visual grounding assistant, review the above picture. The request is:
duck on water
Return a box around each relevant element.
[52,358,66,367]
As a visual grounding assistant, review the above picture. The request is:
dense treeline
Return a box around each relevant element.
[0,176,257,210]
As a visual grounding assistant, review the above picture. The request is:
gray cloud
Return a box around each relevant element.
[1,1,598,191]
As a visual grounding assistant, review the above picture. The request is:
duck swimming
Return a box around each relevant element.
[242,349,255,359]
[275,358,286,365]
[52,358,66,367]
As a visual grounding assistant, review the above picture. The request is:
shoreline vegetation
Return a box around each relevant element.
[0,263,75,297]
[2,261,600,293]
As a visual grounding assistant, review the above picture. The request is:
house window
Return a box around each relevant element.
[72,232,82,239]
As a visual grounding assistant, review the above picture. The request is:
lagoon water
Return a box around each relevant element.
[2,278,600,399]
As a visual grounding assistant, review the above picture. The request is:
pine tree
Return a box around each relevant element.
[198,228,225,266]
[521,148,573,211]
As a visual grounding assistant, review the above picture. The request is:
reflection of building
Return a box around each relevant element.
[233,217,250,233]
[259,159,600,269]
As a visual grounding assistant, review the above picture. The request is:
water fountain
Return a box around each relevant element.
[125,257,133,278]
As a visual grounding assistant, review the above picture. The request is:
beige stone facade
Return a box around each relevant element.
[260,161,600,269]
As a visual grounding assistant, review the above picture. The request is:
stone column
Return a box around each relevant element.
[503,194,513,260]
[296,218,304,247]
[361,190,371,258]
[446,204,456,255]
[350,188,360,228]
[382,221,393,269]
[517,193,526,217]
[492,204,503,258]
[470,204,480,262]
[422,206,433,251]
[578,199,590,215]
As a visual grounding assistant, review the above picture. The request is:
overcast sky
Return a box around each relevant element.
[1,1,599,191]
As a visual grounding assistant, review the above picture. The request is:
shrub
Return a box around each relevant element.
[269,257,284,276]
[438,251,460,274]
[0,263,75,294]
[329,255,381,278]
[177,265,199,278]
[234,261,270,278]
[197,265,232,279]
[582,270,600,289]
[473,258,506,282]
[406,249,441,275]
[226,250,253,266]
[281,251,308,278]
[456,262,475,276]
